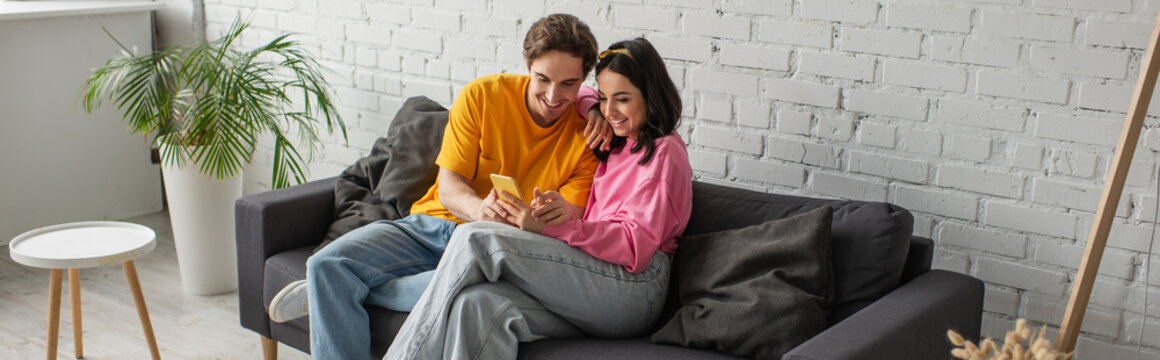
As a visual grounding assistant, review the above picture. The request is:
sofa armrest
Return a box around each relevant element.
[784,270,983,360]
[235,176,337,336]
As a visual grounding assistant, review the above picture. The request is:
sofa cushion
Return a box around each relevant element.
[264,246,411,357]
[651,206,834,359]
[673,181,913,324]
[318,96,449,250]
[519,338,743,359]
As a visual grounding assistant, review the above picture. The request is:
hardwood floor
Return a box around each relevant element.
[1,211,311,360]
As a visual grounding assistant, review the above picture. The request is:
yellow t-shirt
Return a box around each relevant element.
[409,73,600,223]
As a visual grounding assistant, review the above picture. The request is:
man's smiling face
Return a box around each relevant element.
[525,50,585,126]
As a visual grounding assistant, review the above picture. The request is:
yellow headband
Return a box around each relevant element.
[599,48,632,60]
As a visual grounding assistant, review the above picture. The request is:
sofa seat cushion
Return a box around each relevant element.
[519,338,742,360]
[676,182,913,324]
[263,246,314,331]
[264,247,411,356]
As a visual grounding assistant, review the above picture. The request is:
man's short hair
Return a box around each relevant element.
[523,14,599,76]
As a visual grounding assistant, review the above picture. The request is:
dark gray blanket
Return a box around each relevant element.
[317,96,450,251]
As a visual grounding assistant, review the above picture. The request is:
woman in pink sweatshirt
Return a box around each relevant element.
[385,38,692,360]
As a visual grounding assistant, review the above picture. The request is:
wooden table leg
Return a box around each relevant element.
[69,268,83,359]
[47,269,62,360]
[123,260,161,360]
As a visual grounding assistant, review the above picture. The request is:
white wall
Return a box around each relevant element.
[0,11,163,244]
[156,0,207,48]
[203,0,1160,355]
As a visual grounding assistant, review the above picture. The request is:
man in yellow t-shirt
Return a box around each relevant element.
[266,14,608,360]
[408,71,599,222]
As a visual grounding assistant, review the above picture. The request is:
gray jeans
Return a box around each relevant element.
[384,221,672,360]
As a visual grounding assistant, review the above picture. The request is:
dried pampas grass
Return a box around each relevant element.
[948,319,1074,360]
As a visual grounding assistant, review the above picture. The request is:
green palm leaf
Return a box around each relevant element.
[79,16,346,189]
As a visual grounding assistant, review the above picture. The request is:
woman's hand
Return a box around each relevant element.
[530,189,580,227]
[496,190,547,233]
[584,106,613,151]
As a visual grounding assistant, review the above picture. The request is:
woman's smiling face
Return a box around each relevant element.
[596,70,646,140]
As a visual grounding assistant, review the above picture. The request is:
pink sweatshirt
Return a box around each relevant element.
[576,86,599,117]
[542,134,694,273]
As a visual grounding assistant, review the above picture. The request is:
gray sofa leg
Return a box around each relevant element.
[261,336,278,360]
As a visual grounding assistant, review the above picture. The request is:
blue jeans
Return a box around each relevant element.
[384,221,672,360]
[307,214,457,360]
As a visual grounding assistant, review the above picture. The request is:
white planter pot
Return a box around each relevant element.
[160,145,242,295]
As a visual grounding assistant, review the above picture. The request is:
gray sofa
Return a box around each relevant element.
[236,176,984,359]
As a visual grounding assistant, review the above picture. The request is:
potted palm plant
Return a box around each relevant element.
[80,18,346,295]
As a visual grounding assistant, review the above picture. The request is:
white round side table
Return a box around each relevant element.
[9,221,162,360]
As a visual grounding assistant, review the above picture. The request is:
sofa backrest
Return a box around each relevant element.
[670,181,916,325]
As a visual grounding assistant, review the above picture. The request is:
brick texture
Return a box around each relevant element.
[206,0,1160,353]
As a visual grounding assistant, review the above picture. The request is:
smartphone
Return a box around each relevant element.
[489,174,525,203]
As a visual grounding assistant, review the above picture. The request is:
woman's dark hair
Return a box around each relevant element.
[593,38,682,165]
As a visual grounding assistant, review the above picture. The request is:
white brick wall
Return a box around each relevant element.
[903,129,941,156]
[936,99,1026,132]
[811,171,887,201]
[846,90,928,121]
[885,3,971,33]
[1035,239,1135,280]
[977,71,1071,104]
[938,221,1026,257]
[801,0,878,25]
[684,13,749,40]
[694,126,762,155]
[613,5,676,32]
[1030,46,1129,80]
[840,28,922,58]
[894,185,978,220]
[947,134,991,162]
[978,11,1075,43]
[857,121,894,148]
[693,69,759,96]
[208,0,1160,352]
[719,44,790,71]
[937,164,1022,198]
[985,286,1020,316]
[1035,113,1122,147]
[738,102,771,129]
[932,37,1020,68]
[1049,150,1098,178]
[1086,20,1151,49]
[984,202,1077,239]
[1011,143,1043,170]
[976,257,1069,296]
[849,150,927,183]
[698,93,730,123]
[798,51,875,81]
[758,20,832,48]
[816,115,852,141]
[651,35,713,63]
[775,109,809,135]
[733,158,804,189]
[1036,0,1131,13]
[765,79,840,108]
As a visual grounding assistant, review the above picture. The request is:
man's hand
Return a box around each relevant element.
[530,189,581,227]
[478,189,513,225]
[584,106,613,151]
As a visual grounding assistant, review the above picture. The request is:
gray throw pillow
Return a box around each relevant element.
[651,206,835,359]
[316,96,449,251]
